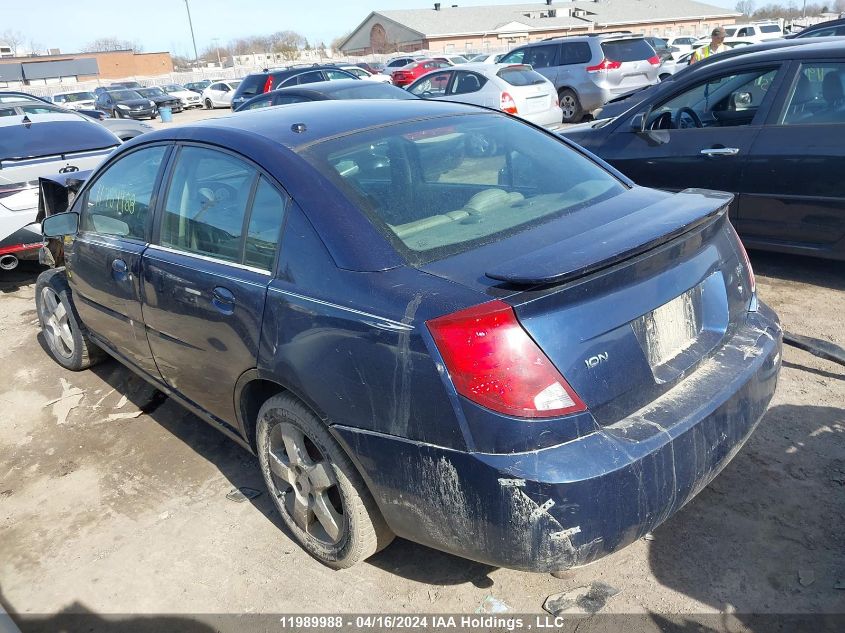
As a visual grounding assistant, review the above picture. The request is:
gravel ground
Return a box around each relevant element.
[0,104,843,630]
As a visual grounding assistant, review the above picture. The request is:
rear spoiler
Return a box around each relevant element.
[485,189,733,286]
[35,170,92,224]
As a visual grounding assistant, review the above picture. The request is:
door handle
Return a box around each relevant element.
[211,286,235,315]
[700,147,740,157]
[111,258,129,282]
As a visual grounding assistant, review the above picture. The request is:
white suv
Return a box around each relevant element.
[724,22,784,43]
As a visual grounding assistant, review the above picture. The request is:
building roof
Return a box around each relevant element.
[342,1,741,49]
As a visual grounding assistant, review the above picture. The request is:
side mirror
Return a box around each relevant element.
[42,212,79,238]
[733,91,752,108]
[630,111,648,133]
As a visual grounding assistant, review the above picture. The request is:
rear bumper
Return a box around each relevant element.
[333,304,781,572]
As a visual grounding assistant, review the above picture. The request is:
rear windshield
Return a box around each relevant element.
[498,66,547,86]
[328,84,416,100]
[760,25,781,33]
[0,119,118,162]
[601,39,656,62]
[238,74,268,96]
[302,114,625,265]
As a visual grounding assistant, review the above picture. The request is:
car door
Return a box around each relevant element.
[522,44,562,86]
[737,60,845,251]
[208,83,226,106]
[141,145,288,425]
[558,42,592,92]
[598,63,787,219]
[68,144,171,377]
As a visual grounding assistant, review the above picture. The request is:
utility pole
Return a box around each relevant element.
[184,0,199,65]
[212,37,222,66]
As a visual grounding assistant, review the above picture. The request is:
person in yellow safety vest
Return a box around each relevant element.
[690,27,729,64]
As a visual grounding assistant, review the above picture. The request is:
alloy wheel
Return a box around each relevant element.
[266,422,346,544]
[561,95,577,119]
[40,287,74,359]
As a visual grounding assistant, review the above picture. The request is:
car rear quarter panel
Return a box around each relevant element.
[256,203,481,450]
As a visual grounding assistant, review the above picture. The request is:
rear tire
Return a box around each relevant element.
[35,268,105,371]
[256,393,394,569]
[558,88,583,124]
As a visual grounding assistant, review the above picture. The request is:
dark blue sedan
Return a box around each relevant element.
[37,101,782,570]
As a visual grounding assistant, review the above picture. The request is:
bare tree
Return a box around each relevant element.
[83,37,143,53]
[330,32,351,53]
[735,0,756,15]
[269,30,306,61]
[1,29,25,56]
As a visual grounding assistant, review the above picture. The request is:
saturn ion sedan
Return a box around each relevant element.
[36,100,782,570]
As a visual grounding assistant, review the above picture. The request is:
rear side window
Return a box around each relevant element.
[497,66,547,86]
[560,42,592,65]
[238,74,268,97]
[760,25,780,33]
[601,39,657,62]
[245,177,287,270]
[160,147,257,263]
[782,63,845,125]
[303,114,625,265]
[82,146,167,240]
[450,72,486,95]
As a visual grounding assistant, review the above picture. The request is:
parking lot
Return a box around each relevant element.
[1,231,843,629]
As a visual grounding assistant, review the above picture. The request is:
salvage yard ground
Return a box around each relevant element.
[0,108,843,629]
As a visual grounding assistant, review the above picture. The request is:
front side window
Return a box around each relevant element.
[288,71,324,86]
[499,48,526,65]
[159,147,257,263]
[303,114,625,264]
[325,69,353,80]
[647,67,778,130]
[782,63,845,125]
[522,45,558,69]
[81,146,167,240]
[409,71,452,97]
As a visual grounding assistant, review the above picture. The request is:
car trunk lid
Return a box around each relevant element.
[423,188,753,426]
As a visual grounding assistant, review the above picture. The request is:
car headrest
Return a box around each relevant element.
[822,70,845,105]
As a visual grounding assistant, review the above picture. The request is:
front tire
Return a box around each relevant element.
[256,393,394,569]
[204,98,213,109]
[113,108,122,119]
[558,88,583,124]
[35,268,105,371]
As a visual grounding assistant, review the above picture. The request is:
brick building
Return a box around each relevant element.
[0,50,174,88]
[340,0,741,56]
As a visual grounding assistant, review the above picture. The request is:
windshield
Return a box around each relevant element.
[0,119,118,162]
[110,90,143,100]
[303,114,625,264]
[163,84,184,91]
[58,92,95,102]
[137,88,166,97]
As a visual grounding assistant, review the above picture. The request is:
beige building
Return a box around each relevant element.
[340,0,741,56]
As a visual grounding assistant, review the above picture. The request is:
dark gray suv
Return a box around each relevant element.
[499,34,661,122]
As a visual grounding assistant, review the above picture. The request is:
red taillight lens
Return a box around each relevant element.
[427,300,587,419]
[262,76,274,93]
[500,91,518,114]
[647,55,661,66]
[586,58,622,73]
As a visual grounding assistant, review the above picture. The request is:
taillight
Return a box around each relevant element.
[731,225,756,299]
[500,91,518,114]
[586,58,622,73]
[427,300,587,418]
[647,55,661,66]
[262,76,274,93]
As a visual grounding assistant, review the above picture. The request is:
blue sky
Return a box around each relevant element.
[6,0,738,56]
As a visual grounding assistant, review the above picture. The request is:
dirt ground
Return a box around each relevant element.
[1,250,843,631]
